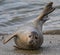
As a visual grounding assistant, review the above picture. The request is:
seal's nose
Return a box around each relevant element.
[29,40,33,44]
[29,39,35,47]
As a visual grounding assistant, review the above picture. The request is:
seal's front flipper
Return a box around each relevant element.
[36,2,55,22]
[3,33,17,44]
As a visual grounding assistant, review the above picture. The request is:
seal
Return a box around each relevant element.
[3,2,55,49]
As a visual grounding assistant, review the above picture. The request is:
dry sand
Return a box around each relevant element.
[0,35,60,55]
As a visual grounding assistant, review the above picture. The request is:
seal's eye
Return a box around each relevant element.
[29,35,31,38]
[35,36,38,39]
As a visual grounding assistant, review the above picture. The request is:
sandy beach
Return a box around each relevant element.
[0,35,60,55]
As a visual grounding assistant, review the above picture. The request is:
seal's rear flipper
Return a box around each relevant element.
[36,2,55,22]
[3,33,17,44]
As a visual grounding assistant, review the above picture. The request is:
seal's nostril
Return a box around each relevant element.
[29,40,33,44]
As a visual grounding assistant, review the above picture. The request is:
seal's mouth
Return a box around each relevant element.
[28,43,40,49]
[28,43,37,48]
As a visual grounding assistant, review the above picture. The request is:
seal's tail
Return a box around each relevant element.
[37,2,55,21]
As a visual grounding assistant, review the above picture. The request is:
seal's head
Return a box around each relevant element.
[20,30,43,49]
[28,31,42,49]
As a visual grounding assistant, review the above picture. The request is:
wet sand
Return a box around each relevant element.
[0,35,60,55]
[43,30,60,35]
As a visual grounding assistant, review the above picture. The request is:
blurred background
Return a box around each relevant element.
[0,0,60,34]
